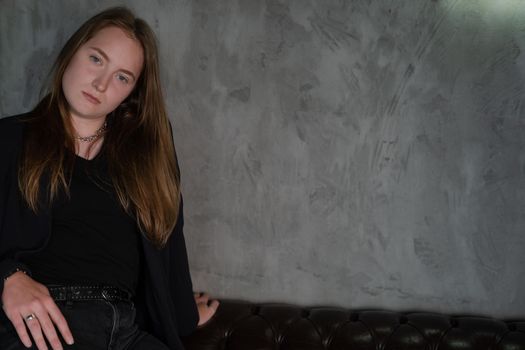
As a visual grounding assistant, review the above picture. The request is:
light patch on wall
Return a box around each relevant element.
[480,0,524,17]
[439,0,525,23]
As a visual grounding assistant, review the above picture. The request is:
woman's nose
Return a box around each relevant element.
[92,74,110,92]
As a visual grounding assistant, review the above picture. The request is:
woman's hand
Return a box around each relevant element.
[1,272,74,350]
[194,292,219,327]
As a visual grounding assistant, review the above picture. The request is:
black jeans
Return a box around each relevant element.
[0,299,168,350]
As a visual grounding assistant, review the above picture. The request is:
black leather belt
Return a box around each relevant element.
[47,285,132,302]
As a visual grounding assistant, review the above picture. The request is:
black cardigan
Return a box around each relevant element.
[0,114,198,349]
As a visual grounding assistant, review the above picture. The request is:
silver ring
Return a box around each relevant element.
[24,314,36,322]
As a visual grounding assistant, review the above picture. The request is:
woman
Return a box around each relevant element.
[0,7,218,350]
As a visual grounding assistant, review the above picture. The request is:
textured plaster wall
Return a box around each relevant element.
[1,0,525,318]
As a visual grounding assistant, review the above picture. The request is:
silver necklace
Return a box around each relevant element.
[76,121,107,143]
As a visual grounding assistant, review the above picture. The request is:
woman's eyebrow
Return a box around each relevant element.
[89,46,137,81]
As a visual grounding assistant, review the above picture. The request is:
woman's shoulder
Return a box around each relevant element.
[0,113,32,151]
[0,113,32,128]
[0,113,31,139]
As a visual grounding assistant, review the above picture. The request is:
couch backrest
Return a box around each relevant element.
[183,301,525,349]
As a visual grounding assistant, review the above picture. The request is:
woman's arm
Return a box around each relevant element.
[0,115,74,350]
[166,121,219,332]
[166,195,201,335]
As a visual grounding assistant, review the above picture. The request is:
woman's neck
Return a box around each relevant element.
[70,115,107,160]
[71,115,106,138]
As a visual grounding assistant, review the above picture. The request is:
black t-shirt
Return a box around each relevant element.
[22,149,141,294]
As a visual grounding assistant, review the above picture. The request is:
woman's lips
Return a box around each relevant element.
[82,91,101,104]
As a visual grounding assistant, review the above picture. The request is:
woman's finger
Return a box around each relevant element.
[35,308,64,350]
[199,293,209,304]
[8,314,33,348]
[209,299,220,312]
[197,299,220,326]
[194,292,207,304]
[46,300,74,345]
[24,314,49,350]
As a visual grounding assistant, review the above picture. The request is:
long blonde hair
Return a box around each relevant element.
[19,7,180,247]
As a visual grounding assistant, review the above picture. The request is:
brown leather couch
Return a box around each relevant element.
[183,300,525,349]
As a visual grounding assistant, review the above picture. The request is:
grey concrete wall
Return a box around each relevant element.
[1,0,524,318]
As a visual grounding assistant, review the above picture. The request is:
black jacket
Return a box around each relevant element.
[0,114,198,349]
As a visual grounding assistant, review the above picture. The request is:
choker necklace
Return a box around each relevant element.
[76,121,107,143]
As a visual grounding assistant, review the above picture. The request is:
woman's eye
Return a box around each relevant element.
[89,55,101,64]
[117,74,129,84]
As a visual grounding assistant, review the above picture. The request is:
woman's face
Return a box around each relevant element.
[62,26,144,122]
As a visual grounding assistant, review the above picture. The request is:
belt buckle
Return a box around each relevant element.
[101,289,111,301]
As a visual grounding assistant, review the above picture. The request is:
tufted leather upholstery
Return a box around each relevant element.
[183,300,525,350]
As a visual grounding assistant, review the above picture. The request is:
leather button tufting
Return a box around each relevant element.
[182,301,525,350]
